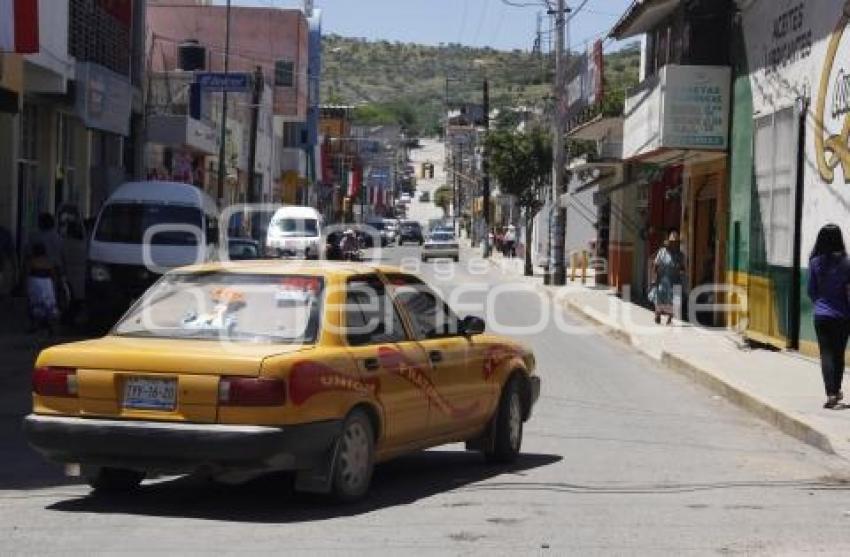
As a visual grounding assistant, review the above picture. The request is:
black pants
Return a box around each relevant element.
[814,318,850,396]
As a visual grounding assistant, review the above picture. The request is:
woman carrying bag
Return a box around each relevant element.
[807,224,850,409]
[649,228,686,325]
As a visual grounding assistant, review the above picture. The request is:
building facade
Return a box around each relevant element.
[1,0,144,253]
[147,2,311,205]
[729,0,850,355]
[610,0,734,324]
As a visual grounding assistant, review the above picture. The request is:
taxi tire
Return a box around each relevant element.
[486,377,523,464]
[86,467,145,493]
[331,410,375,502]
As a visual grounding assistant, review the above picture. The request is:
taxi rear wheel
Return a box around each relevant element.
[86,467,145,493]
[486,377,524,464]
[332,410,375,502]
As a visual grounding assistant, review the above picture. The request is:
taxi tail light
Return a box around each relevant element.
[33,367,78,398]
[218,377,286,406]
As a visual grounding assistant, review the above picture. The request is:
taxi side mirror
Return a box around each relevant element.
[459,315,485,336]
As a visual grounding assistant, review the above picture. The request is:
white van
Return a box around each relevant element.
[266,206,323,259]
[87,181,219,325]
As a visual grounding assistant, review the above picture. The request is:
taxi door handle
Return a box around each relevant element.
[428,350,443,364]
[362,358,380,372]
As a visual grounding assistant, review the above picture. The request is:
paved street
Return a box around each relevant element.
[405,139,447,226]
[4,245,850,555]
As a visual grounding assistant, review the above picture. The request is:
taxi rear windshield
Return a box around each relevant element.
[114,273,324,344]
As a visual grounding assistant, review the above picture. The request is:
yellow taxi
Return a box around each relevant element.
[24,261,540,501]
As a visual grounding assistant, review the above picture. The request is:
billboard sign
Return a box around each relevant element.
[566,39,605,119]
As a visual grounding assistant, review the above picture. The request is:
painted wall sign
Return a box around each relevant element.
[815,3,850,184]
[742,0,850,264]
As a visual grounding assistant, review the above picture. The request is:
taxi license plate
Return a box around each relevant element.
[123,377,177,410]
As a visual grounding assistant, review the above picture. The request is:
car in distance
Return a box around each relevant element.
[227,238,262,261]
[399,221,424,245]
[422,231,459,262]
[419,191,430,203]
[266,206,323,260]
[383,218,400,244]
[23,262,540,502]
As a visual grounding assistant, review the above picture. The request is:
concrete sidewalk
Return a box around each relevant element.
[486,253,850,462]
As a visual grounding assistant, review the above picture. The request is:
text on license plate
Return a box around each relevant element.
[123,377,177,410]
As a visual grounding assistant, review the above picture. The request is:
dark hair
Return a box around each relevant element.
[667,227,680,237]
[31,242,47,257]
[811,224,846,260]
[38,213,55,231]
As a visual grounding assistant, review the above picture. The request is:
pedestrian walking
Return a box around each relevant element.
[26,243,59,335]
[504,225,517,258]
[649,228,685,325]
[807,224,850,409]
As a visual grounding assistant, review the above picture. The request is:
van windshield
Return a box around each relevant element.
[275,218,319,237]
[95,203,202,246]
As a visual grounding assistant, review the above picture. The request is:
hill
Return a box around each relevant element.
[321,35,640,135]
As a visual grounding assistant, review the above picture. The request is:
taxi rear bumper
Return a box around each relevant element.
[23,414,341,473]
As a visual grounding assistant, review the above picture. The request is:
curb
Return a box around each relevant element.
[659,352,836,456]
[557,287,841,458]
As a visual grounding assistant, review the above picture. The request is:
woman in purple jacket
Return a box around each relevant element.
[808,224,850,409]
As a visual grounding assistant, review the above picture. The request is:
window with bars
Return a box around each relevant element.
[68,0,132,76]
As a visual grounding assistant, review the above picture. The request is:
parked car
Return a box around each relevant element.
[87,181,219,327]
[266,206,323,260]
[422,231,460,262]
[399,193,412,205]
[23,262,540,501]
[399,221,424,245]
[228,238,262,261]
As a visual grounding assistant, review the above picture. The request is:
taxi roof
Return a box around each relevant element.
[174,259,406,278]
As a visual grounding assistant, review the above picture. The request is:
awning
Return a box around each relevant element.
[610,0,681,40]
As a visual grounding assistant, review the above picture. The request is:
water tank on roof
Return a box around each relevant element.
[178,39,206,72]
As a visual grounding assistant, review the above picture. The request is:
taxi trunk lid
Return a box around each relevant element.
[34,336,314,423]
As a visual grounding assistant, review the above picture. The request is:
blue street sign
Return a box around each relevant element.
[196,72,252,93]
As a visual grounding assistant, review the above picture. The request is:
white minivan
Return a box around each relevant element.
[266,206,323,259]
[87,181,219,325]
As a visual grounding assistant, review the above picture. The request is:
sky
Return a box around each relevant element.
[227,0,636,52]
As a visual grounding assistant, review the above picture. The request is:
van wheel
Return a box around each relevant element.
[485,377,523,464]
[331,410,375,502]
[86,467,145,493]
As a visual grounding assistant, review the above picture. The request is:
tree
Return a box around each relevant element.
[433,185,453,215]
[487,126,552,276]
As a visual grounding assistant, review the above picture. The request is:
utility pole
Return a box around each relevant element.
[246,66,264,205]
[482,78,491,258]
[549,0,570,285]
[453,142,460,233]
[216,0,232,204]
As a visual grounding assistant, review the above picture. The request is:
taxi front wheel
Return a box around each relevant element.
[331,410,375,502]
[86,467,145,493]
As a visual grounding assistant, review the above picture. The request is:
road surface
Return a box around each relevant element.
[4,245,850,554]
